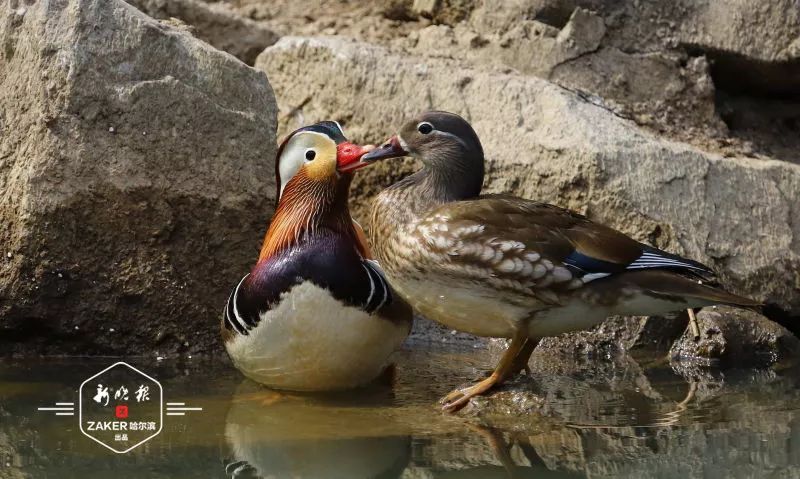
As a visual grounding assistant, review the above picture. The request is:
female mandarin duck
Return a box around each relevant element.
[361,111,759,412]
[221,121,412,391]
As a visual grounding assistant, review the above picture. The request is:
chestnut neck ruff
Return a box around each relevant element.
[258,170,364,261]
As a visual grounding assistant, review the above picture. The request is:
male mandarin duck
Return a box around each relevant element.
[221,121,412,391]
[361,111,759,412]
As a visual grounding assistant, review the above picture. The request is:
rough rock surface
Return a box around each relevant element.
[528,306,800,369]
[0,0,277,355]
[532,314,688,358]
[420,0,800,161]
[462,1,800,65]
[223,0,800,165]
[125,0,279,65]
[256,36,800,318]
[671,306,800,368]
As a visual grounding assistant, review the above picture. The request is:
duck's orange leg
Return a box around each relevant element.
[441,330,529,413]
[510,337,537,376]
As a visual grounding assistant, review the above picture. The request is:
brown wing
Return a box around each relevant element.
[411,196,709,303]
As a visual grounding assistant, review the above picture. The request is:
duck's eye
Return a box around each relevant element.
[417,122,434,134]
[305,149,316,161]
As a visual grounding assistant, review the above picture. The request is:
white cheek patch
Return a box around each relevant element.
[278,151,304,198]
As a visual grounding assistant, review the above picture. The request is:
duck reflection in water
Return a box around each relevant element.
[220,385,578,479]
[222,378,411,479]
[218,347,800,479]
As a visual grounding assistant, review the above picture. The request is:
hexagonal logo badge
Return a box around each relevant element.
[78,362,163,453]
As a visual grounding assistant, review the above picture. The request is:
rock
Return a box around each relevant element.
[212,0,799,164]
[412,0,439,18]
[413,24,457,55]
[672,1,800,64]
[555,7,605,55]
[459,1,800,161]
[448,9,607,79]
[0,0,277,355]
[670,306,800,368]
[409,315,488,347]
[256,36,800,317]
[412,0,473,25]
[126,0,279,65]
[382,1,417,22]
[468,1,800,64]
[533,314,688,358]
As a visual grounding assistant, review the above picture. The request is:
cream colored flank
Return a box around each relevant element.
[225,281,407,391]
[529,290,698,337]
[391,274,699,339]
[392,277,528,337]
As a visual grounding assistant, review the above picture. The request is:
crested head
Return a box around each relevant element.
[363,111,485,202]
[259,121,371,261]
[275,120,346,202]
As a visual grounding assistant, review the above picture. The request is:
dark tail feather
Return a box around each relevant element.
[679,281,762,311]
[632,270,761,309]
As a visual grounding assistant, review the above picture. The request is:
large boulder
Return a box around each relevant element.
[404,1,800,162]
[256,36,800,317]
[0,0,277,355]
[447,0,800,85]
[466,0,800,63]
[125,0,280,65]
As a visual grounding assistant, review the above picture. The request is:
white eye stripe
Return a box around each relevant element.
[332,120,345,137]
[304,149,316,161]
[396,135,410,151]
[417,121,434,134]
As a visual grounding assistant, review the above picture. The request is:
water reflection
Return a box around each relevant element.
[1,348,799,478]
[222,381,411,478]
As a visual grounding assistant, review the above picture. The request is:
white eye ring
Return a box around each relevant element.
[304,149,316,161]
[417,122,434,134]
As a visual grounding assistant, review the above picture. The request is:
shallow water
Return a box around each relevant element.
[2,346,800,478]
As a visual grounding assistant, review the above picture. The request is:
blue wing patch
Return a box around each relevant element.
[563,251,627,275]
[563,246,713,284]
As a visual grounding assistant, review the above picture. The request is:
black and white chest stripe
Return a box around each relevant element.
[223,258,393,336]
[362,259,392,313]
[224,273,254,336]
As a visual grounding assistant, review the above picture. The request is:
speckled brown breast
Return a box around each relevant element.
[369,186,576,337]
